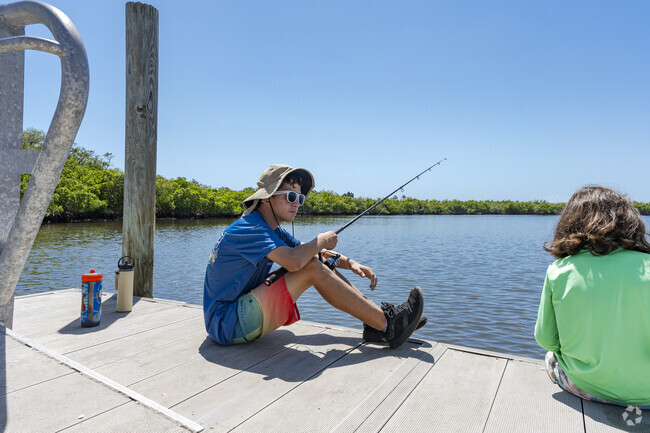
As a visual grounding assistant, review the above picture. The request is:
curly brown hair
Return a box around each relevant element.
[544,186,650,259]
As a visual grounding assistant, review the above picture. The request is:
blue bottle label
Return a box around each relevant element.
[81,282,89,323]
[93,282,102,322]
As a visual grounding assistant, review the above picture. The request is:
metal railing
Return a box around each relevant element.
[0,0,89,328]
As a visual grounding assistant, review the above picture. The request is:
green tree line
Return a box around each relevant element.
[19,129,650,221]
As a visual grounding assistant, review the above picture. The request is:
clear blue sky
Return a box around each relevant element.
[19,0,650,202]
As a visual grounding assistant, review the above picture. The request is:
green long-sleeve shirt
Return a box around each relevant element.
[535,248,650,406]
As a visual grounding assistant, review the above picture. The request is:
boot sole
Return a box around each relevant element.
[363,315,428,343]
[389,286,424,349]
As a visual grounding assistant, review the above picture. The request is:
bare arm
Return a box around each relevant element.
[267,231,337,272]
[322,250,378,291]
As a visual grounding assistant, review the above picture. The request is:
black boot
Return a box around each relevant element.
[365,287,424,349]
[363,307,427,343]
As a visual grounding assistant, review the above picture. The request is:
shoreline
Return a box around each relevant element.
[41,210,569,224]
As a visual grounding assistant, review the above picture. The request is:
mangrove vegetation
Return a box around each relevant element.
[20,129,650,222]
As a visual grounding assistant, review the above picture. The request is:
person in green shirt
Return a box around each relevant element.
[535,186,650,408]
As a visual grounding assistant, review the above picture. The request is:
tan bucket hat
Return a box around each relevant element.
[242,164,315,215]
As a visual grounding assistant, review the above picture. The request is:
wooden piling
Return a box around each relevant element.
[123,2,158,298]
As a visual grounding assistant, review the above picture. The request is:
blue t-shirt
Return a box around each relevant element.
[203,211,300,345]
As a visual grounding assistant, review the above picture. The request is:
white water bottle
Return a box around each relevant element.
[115,256,135,312]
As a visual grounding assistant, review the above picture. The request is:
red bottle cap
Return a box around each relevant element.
[82,269,103,282]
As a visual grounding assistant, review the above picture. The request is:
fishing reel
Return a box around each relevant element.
[320,252,341,270]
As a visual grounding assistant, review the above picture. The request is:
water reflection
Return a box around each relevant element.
[18,215,567,358]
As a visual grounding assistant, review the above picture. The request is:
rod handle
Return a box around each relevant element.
[264,267,288,286]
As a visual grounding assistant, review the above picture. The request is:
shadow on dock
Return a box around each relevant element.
[56,294,142,335]
[198,331,436,383]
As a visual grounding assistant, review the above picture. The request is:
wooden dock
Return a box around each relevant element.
[1,289,647,432]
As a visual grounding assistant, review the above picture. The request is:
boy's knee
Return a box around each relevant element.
[286,257,329,294]
[304,256,327,274]
[301,256,340,283]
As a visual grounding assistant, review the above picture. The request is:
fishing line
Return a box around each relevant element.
[264,158,447,286]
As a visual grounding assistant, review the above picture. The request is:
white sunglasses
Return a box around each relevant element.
[273,190,306,206]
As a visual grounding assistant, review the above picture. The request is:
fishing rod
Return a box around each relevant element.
[264,158,446,286]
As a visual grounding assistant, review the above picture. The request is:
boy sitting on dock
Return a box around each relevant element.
[535,186,650,408]
[203,164,424,348]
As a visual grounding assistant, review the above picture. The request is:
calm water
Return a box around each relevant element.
[17,215,572,359]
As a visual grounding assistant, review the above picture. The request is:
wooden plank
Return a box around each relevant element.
[131,324,331,408]
[171,328,364,431]
[13,289,74,299]
[446,342,543,364]
[584,401,650,432]
[59,402,195,433]
[13,289,101,319]
[3,372,129,432]
[1,339,72,394]
[483,359,584,433]
[2,336,198,433]
[67,315,205,368]
[21,298,189,340]
[335,342,448,433]
[94,329,223,386]
[28,307,195,354]
[17,298,197,354]
[234,340,439,433]
[5,325,204,432]
[380,348,507,433]
[13,291,180,338]
[96,322,322,390]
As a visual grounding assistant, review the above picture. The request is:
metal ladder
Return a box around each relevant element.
[0,0,89,328]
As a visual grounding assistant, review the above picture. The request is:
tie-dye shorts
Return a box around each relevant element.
[232,276,300,344]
